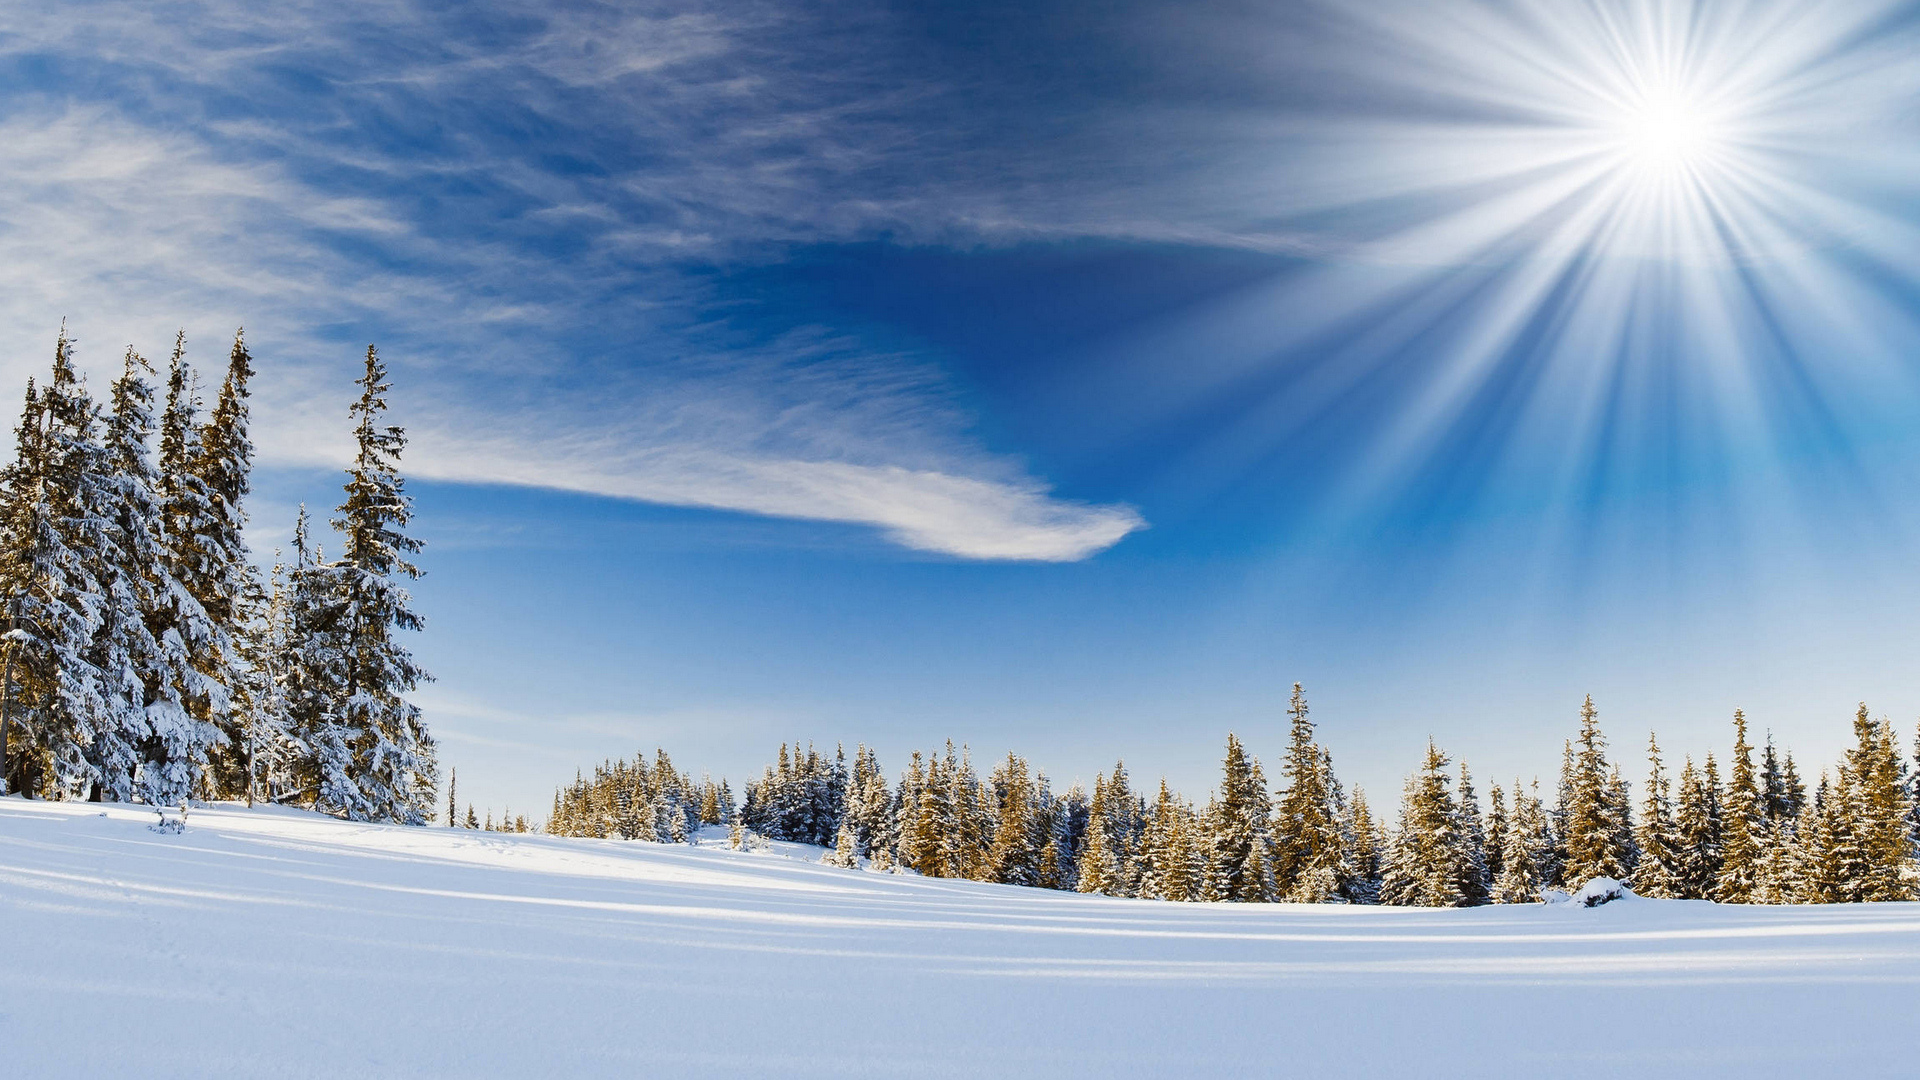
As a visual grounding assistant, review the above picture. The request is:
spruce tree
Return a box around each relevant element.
[104,346,224,806]
[1716,709,1768,903]
[1493,781,1549,903]
[0,377,51,796]
[1453,762,1490,906]
[191,331,259,796]
[1632,733,1684,898]
[1673,755,1722,899]
[4,332,126,800]
[988,753,1040,887]
[1836,704,1915,901]
[1076,771,1122,895]
[292,347,436,823]
[1343,787,1384,904]
[1380,741,1464,907]
[1484,783,1508,889]
[1275,682,1343,901]
[1560,695,1631,884]
[1205,733,1274,902]
[155,334,239,796]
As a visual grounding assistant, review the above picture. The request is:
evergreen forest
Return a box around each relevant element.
[0,329,434,823]
[543,687,1920,906]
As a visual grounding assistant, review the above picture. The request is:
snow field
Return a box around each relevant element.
[2,797,1917,1077]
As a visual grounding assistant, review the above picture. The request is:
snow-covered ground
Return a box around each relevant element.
[3,797,1917,1077]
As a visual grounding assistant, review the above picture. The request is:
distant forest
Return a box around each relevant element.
[537,687,1919,906]
[0,330,434,823]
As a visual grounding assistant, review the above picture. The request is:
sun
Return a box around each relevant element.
[1607,89,1726,174]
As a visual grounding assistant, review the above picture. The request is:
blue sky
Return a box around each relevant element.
[7,0,1920,817]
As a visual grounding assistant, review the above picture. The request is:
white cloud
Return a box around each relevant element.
[0,6,1159,564]
[408,439,1144,562]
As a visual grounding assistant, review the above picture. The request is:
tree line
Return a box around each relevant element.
[0,328,435,823]
[544,686,1920,905]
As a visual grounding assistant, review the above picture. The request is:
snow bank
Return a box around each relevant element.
[1570,876,1637,907]
[2,797,1916,1078]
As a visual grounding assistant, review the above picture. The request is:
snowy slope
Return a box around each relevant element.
[3,797,1917,1078]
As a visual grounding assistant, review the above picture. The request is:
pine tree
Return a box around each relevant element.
[93,345,214,805]
[0,377,52,796]
[1485,783,1508,889]
[1673,755,1721,899]
[898,751,937,875]
[1381,741,1464,907]
[1275,682,1344,901]
[1343,787,1384,904]
[823,819,859,867]
[1076,771,1122,895]
[292,347,436,823]
[1751,823,1801,904]
[1715,710,1770,904]
[1632,733,1684,898]
[2,332,130,800]
[154,333,239,798]
[1493,781,1549,903]
[192,331,260,797]
[1836,704,1915,902]
[988,753,1040,887]
[1560,695,1631,885]
[943,746,991,880]
[1205,733,1274,902]
[1453,762,1490,906]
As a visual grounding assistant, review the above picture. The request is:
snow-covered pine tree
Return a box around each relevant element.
[1076,771,1122,895]
[1137,778,1192,901]
[988,753,1040,887]
[1380,740,1463,907]
[1910,724,1920,854]
[1485,783,1507,889]
[946,747,992,880]
[892,751,924,871]
[1275,682,1344,902]
[1632,733,1684,898]
[1673,755,1721,899]
[190,331,260,797]
[823,818,859,868]
[856,748,894,856]
[291,347,436,823]
[1713,709,1769,903]
[1097,760,1144,896]
[1840,704,1914,902]
[1343,787,1384,904]
[1453,762,1491,906]
[1492,781,1549,903]
[1205,733,1274,902]
[1560,695,1632,885]
[1607,764,1638,879]
[1751,821,1802,904]
[153,334,241,798]
[3,333,130,800]
[1760,733,1800,827]
[0,377,54,796]
[1550,739,1574,885]
[100,346,224,806]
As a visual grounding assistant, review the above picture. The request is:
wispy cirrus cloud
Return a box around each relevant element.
[0,0,1162,561]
